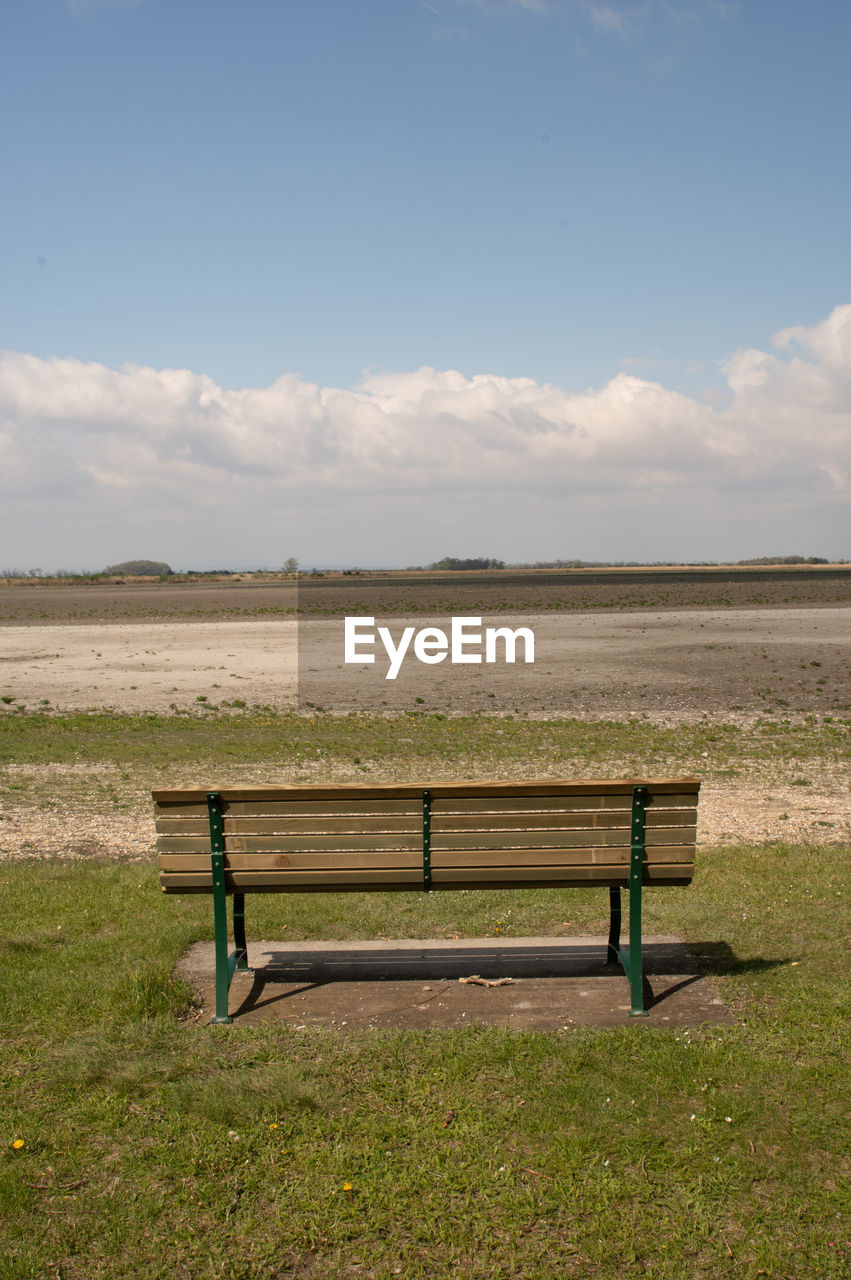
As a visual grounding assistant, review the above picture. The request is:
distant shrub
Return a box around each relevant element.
[736,555,829,565]
[429,557,506,571]
[105,560,173,576]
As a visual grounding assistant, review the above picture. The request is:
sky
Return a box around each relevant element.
[1,0,849,571]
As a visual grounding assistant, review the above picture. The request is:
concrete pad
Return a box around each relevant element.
[178,935,734,1030]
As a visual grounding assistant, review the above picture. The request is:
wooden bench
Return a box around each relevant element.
[153,777,700,1024]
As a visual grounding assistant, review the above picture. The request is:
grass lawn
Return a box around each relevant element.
[1,844,848,1279]
[0,711,849,1278]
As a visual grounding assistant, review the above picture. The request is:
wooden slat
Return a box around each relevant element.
[153,801,208,819]
[157,833,422,854]
[431,876,695,889]
[160,868,424,890]
[153,798,420,819]
[158,845,693,873]
[430,844,695,868]
[425,808,693,832]
[152,777,700,805]
[154,815,422,836]
[230,833,420,853]
[225,800,420,818]
[430,827,696,852]
[154,817,207,834]
[431,792,698,814]
[153,785,425,803]
[430,863,694,884]
[155,806,695,837]
[159,862,694,893]
[431,796,628,815]
[156,825,696,855]
[156,836,211,852]
[159,851,423,872]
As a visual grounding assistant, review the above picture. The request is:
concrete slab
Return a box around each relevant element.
[178,935,734,1029]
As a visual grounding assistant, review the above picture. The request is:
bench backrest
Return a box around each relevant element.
[154,778,700,894]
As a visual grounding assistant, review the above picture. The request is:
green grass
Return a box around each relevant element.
[1,844,849,1280]
[1,708,848,1275]
[0,708,847,781]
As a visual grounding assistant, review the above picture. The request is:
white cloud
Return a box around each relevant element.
[571,1,734,34]
[1,305,849,564]
[575,1,636,32]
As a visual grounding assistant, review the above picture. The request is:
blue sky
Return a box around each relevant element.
[2,0,849,569]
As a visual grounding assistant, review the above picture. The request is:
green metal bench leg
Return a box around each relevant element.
[233,893,249,971]
[606,886,621,964]
[212,866,232,1024]
[626,785,649,1017]
[627,845,647,1017]
[208,791,234,1025]
[609,787,650,1017]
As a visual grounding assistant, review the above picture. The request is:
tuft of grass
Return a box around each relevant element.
[111,961,198,1023]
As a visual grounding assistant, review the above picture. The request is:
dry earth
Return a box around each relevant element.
[1,609,849,720]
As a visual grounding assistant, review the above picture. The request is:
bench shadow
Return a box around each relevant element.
[682,941,791,978]
[226,938,772,1020]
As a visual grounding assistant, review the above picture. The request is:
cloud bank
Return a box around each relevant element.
[1,306,849,565]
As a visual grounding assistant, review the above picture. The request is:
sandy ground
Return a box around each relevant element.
[0,619,298,714]
[1,606,849,721]
[299,607,851,720]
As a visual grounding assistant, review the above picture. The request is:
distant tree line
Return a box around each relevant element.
[0,554,843,580]
[511,560,633,569]
[430,556,837,570]
[735,555,829,565]
[512,557,835,569]
[428,557,506,571]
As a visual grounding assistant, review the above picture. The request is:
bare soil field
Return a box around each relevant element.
[1,568,849,717]
[2,608,848,721]
[295,565,851,617]
[0,579,298,625]
[300,608,851,720]
[1,563,849,624]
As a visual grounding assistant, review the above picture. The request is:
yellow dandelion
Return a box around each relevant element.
[269,1123,279,1130]
[12,1139,24,1150]
[343,1182,354,1192]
